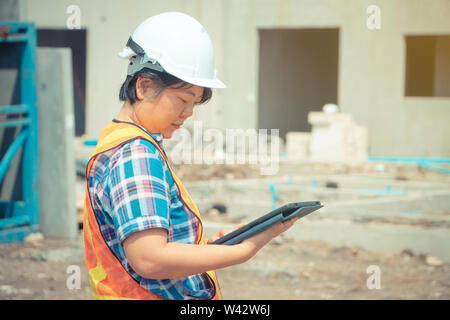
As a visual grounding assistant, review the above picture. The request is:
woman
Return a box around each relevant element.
[83,12,297,300]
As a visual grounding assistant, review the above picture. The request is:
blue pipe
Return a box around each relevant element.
[269,183,277,210]
[84,139,98,146]
[0,119,30,128]
[286,173,292,186]
[419,162,450,175]
[367,156,450,175]
[0,104,29,114]
[367,156,450,164]
[0,216,30,230]
[0,128,29,183]
[0,35,28,43]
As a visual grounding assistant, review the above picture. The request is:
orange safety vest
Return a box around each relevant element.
[83,121,222,300]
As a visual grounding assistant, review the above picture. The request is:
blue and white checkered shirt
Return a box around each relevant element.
[87,124,214,300]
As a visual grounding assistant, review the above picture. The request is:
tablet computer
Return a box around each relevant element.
[211,201,323,245]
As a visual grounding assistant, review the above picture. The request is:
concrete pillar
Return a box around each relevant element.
[36,47,77,239]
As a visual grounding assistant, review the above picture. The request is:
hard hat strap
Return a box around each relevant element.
[126,37,165,75]
[126,37,145,56]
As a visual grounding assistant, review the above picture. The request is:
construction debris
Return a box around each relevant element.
[425,255,444,267]
[24,233,44,246]
[286,107,368,164]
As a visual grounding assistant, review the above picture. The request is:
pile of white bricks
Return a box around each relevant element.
[286,110,368,164]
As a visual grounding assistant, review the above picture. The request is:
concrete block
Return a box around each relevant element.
[310,121,368,164]
[307,111,368,164]
[346,125,368,164]
[286,132,310,160]
[308,111,353,125]
[37,47,77,239]
[310,123,348,162]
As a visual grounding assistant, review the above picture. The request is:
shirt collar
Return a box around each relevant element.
[150,132,163,146]
[112,119,163,147]
[136,125,163,147]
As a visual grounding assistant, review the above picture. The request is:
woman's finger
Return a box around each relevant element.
[271,217,298,237]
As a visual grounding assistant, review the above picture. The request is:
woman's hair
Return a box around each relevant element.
[119,68,212,105]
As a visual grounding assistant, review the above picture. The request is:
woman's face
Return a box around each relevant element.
[134,77,204,138]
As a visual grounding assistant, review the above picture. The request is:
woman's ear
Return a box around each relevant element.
[136,76,153,101]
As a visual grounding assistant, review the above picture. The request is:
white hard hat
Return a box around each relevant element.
[118,12,226,89]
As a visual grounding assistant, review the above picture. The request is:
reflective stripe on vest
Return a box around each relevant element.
[83,121,222,300]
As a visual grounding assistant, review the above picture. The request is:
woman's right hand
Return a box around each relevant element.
[238,217,298,259]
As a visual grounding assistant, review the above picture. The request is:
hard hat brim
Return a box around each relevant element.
[179,75,227,89]
[118,47,135,59]
[118,45,226,89]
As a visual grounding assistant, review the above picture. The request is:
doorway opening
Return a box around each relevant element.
[258,28,339,140]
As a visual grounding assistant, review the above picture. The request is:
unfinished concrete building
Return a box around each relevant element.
[13,0,450,159]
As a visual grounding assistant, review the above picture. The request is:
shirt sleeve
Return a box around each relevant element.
[107,139,171,243]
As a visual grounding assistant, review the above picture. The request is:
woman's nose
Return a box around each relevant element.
[181,104,194,118]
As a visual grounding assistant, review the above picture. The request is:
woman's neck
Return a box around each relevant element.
[116,102,139,124]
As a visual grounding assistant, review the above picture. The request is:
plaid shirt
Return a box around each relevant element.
[87,125,214,300]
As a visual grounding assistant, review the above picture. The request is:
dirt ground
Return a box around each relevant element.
[1,162,449,300]
[0,231,448,300]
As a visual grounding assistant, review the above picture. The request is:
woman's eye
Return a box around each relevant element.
[179,97,188,103]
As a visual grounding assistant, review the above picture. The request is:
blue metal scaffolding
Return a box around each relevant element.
[0,22,39,243]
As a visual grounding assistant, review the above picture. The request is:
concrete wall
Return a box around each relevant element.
[435,36,450,97]
[17,0,450,158]
[341,0,450,157]
[224,0,450,157]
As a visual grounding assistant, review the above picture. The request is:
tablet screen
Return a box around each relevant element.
[211,201,322,245]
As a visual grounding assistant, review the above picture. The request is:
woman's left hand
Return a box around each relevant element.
[207,223,247,244]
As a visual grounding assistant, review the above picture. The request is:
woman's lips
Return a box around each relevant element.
[172,124,181,129]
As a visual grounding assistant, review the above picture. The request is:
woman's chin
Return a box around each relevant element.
[163,125,183,139]
[162,130,174,139]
